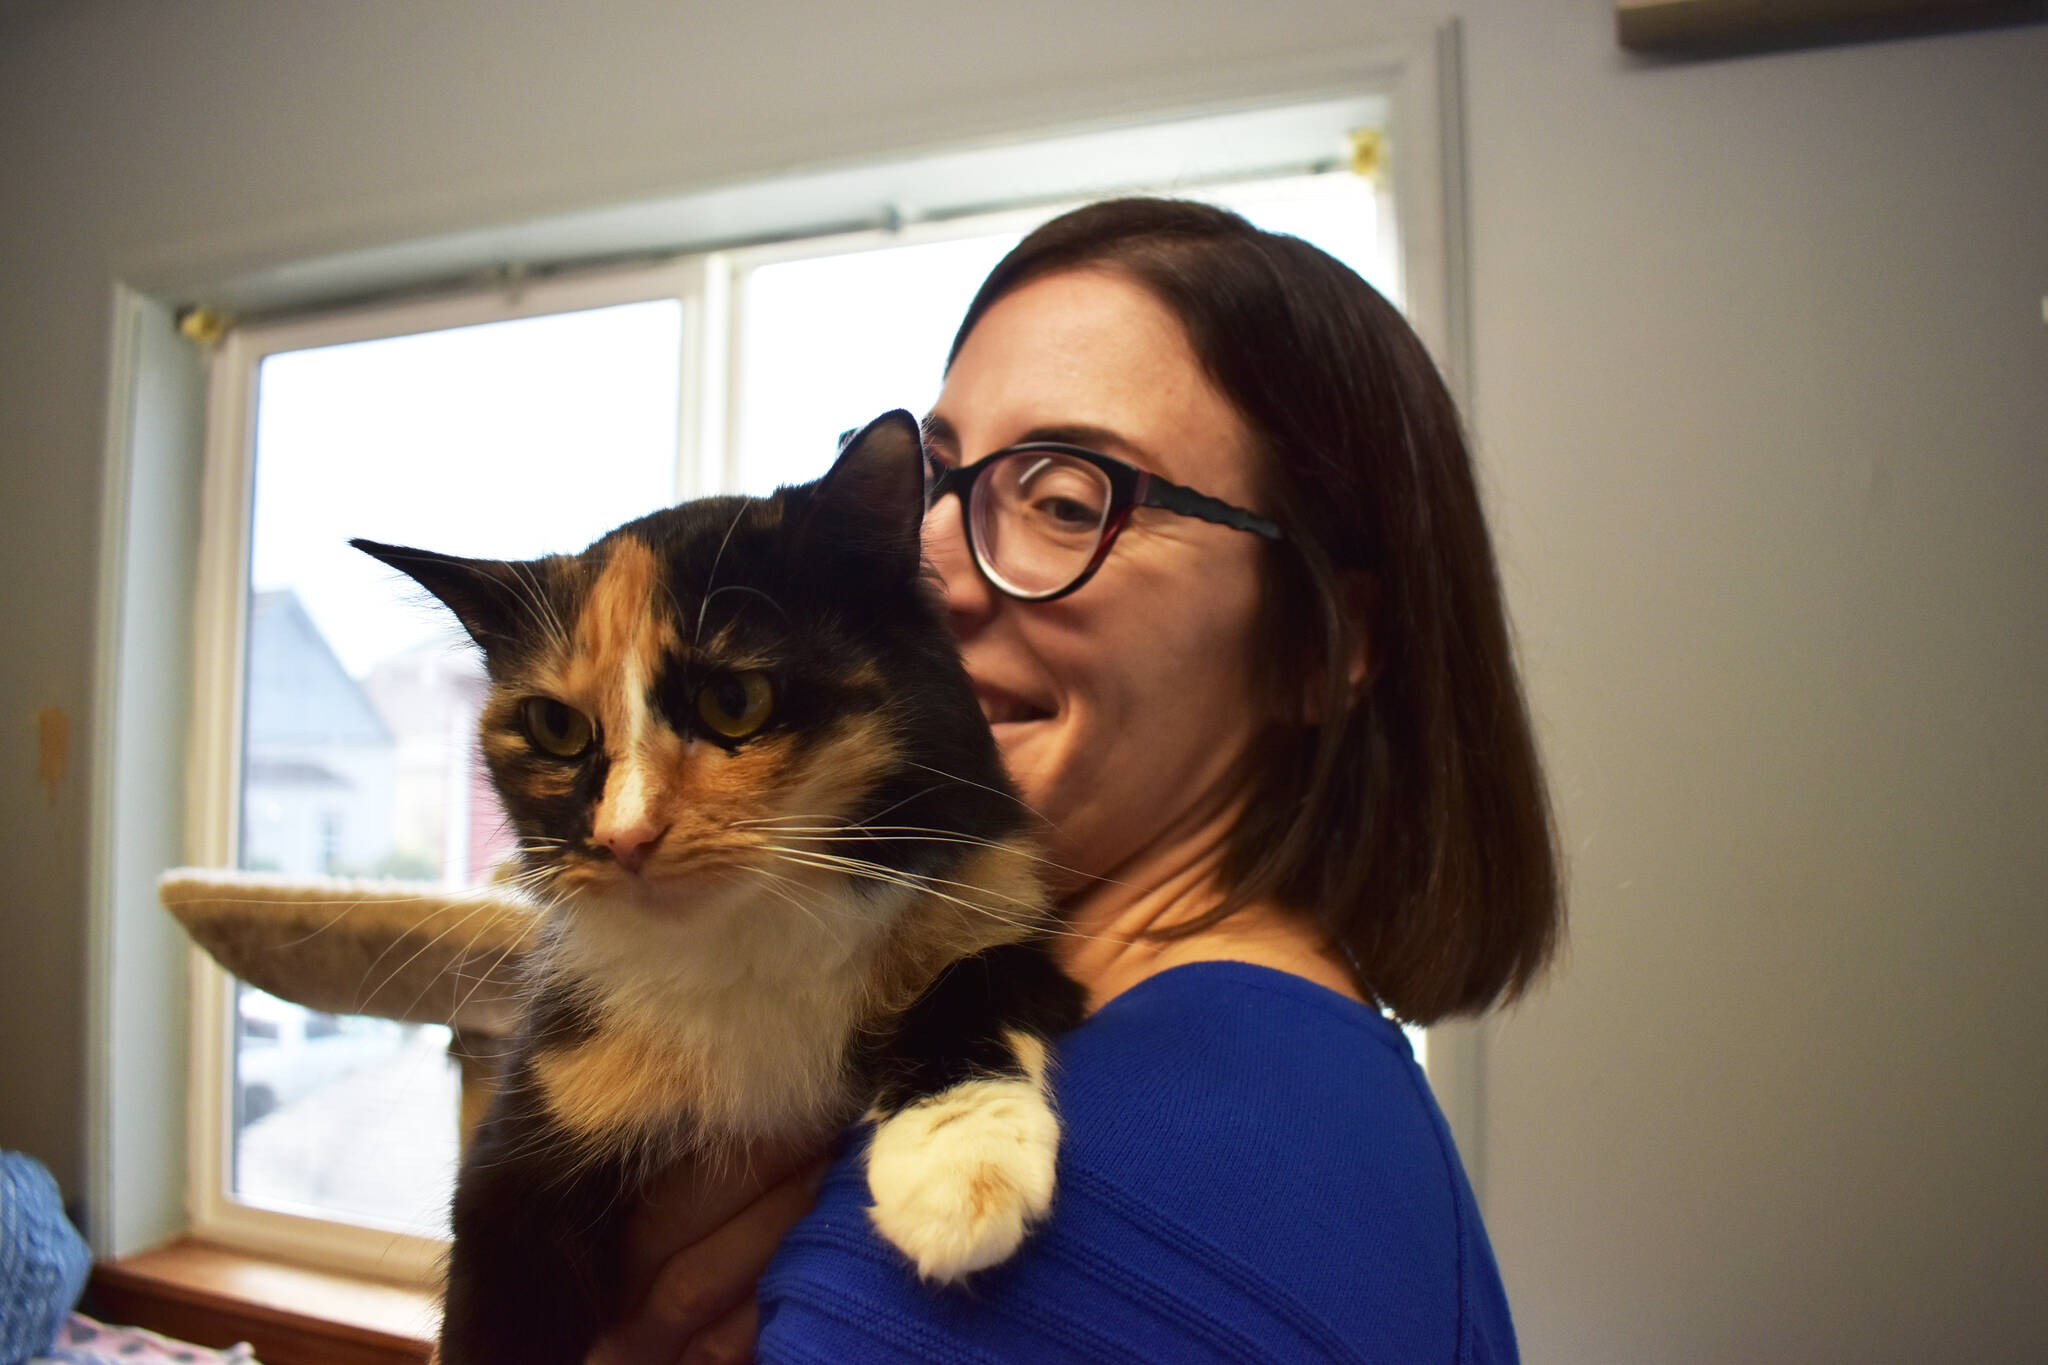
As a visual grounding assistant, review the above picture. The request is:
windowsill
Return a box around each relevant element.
[84,1239,437,1365]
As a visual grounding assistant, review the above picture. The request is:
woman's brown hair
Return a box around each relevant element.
[947,197,1562,1024]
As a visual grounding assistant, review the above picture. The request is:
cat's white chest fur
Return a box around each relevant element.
[539,872,1065,1283]
[542,871,902,1147]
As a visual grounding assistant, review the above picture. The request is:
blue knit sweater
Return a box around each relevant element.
[758,960,1516,1363]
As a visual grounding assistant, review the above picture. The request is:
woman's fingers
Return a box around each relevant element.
[585,1155,828,1365]
[616,1137,822,1307]
[622,1129,823,1293]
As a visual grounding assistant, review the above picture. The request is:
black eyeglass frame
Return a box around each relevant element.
[923,440,1287,602]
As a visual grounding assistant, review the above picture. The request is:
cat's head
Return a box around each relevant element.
[354,410,1018,922]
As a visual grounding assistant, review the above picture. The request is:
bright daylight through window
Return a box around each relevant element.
[231,301,683,1234]
[215,169,1400,1247]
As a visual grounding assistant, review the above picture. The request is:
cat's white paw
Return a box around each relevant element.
[865,1064,1060,1283]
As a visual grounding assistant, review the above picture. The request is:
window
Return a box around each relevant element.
[177,97,1445,1280]
[722,171,1390,489]
[188,266,707,1276]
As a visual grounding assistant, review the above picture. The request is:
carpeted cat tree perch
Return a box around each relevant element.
[158,869,542,1143]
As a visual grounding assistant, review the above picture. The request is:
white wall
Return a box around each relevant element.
[1462,12,2047,1361]
[1,2,2041,1359]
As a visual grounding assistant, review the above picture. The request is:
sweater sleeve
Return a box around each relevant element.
[757,961,1517,1364]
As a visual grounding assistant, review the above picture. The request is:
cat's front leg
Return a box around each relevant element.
[864,938,1084,1282]
[439,1047,633,1365]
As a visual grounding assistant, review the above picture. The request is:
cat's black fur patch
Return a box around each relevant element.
[864,939,1086,1114]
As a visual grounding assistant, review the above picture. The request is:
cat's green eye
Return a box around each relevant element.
[519,696,596,758]
[696,671,774,741]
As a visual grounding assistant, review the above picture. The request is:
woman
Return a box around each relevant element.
[590,198,1561,1363]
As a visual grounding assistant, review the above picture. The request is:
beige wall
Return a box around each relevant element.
[2,2,2041,1359]
[1464,10,2046,1361]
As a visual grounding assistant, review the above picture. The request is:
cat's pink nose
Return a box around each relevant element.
[598,827,662,875]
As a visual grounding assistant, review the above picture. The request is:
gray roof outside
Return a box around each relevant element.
[245,590,395,748]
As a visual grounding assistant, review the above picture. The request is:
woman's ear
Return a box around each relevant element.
[1301,571,1378,724]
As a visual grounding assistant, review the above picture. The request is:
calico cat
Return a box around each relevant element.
[354,410,1083,1365]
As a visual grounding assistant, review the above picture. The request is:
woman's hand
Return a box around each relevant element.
[585,1135,831,1365]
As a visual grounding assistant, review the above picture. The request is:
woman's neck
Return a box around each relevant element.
[1053,802,1364,1013]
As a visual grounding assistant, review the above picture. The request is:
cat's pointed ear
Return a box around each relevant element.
[351,538,537,657]
[805,409,926,577]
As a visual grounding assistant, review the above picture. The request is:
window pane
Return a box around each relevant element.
[732,234,1022,494]
[729,173,1390,495]
[1207,174,1393,306]
[231,984,459,1236]
[232,299,683,1235]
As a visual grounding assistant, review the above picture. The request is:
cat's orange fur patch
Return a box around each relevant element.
[531,1018,706,1149]
[574,536,667,682]
[556,538,677,767]
[966,1168,1005,1225]
[864,837,1053,1017]
[562,536,692,855]
[480,728,526,764]
[950,841,1048,930]
[760,714,901,826]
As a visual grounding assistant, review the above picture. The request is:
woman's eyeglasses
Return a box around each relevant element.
[923,441,1285,602]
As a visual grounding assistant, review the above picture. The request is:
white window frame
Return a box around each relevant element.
[185,260,718,1279]
[103,26,1475,1279]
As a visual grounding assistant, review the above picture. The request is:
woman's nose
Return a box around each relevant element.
[922,496,995,636]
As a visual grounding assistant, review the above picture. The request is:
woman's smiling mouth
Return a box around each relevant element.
[973,683,1053,728]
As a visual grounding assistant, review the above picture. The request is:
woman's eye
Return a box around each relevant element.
[1011,461,1107,534]
[696,671,774,740]
[1030,494,1101,529]
[519,697,595,758]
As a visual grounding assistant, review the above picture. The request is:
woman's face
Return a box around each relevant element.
[922,267,1274,885]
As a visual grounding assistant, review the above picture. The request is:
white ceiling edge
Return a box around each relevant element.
[196,91,1390,321]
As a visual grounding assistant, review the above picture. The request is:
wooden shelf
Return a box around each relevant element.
[84,1239,438,1365]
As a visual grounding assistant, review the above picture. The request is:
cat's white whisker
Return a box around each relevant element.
[524,560,574,656]
[442,909,540,1028]
[698,582,791,626]
[694,500,751,648]
[719,864,846,949]
[438,879,574,1040]
[896,759,1053,825]
[734,822,1116,886]
[657,576,690,642]
[756,847,1053,932]
[257,894,408,950]
[345,904,446,1000]
[753,844,1044,910]
[388,904,527,1023]
[753,847,1048,945]
[466,560,565,656]
[354,899,502,1016]
[857,783,955,827]
[754,845,1109,947]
